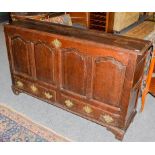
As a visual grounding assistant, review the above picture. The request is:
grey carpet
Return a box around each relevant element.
[0,22,155,142]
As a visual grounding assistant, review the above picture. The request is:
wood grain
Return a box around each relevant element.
[4,18,152,140]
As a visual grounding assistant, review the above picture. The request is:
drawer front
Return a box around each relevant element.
[14,77,56,102]
[59,93,119,127]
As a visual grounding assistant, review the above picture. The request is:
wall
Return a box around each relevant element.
[0,12,9,22]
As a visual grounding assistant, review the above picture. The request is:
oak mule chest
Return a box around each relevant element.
[4,19,152,140]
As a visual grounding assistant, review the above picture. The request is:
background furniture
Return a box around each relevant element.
[10,12,64,22]
[113,12,140,33]
[11,12,115,33]
[89,12,114,32]
[147,30,155,97]
[67,12,114,33]
[4,18,152,140]
[123,21,155,39]
[141,50,155,111]
[11,12,146,34]
[11,12,50,22]
[145,12,155,21]
[149,77,155,96]
[66,12,89,27]
[147,29,155,97]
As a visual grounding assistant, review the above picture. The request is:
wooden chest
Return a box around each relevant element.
[4,19,152,140]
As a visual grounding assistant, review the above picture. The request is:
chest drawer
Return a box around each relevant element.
[14,76,56,102]
[59,93,120,127]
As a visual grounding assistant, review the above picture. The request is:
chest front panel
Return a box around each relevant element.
[34,42,56,85]
[61,48,87,96]
[10,36,31,77]
[92,56,126,107]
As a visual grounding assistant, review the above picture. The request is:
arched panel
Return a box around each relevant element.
[34,42,55,84]
[61,49,87,96]
[11,36,30,75]
[93,57,126,107]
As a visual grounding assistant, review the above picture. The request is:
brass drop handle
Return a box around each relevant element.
[16,81,24,88]
[83,105,92,114]
[65,100,74,108]
[30,84,38,93]
[44,92,53,99]
[100,114,113,124]
[52,39,62,48]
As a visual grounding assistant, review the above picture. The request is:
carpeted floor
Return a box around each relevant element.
[0,104,69,142]
[0,22,155,142]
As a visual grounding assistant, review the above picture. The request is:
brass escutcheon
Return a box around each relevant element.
[65,100,74,108]
[83,105,92,114]
[52,39,62,48]
[100,114,113,124]
[30,85,38,93]
[16,81,24,88]
[12,17,17,21]
[44,92,53,99]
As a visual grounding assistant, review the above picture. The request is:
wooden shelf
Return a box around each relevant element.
[89,12,114,33]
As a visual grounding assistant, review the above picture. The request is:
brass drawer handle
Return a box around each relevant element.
[30,84,38,93]
[44,92,53,99]
[16,81,24,88]
[100,114,113,124]
[52,39,62,48]
[83,105,92,114]
[65,100,74,108]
